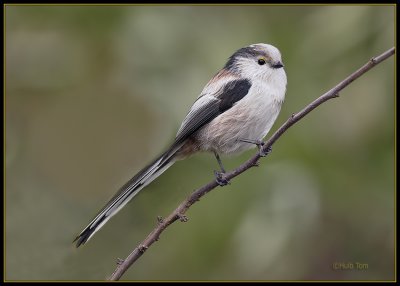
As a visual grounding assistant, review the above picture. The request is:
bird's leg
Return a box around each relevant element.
[238,138,272,157]
[213,151,229,186]
[214,151,226,173]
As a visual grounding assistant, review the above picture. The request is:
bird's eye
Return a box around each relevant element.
[258,58,266,65]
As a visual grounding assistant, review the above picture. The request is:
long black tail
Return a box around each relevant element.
[74,145,181,247]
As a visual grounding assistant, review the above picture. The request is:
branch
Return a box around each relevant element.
[108,47,395,281]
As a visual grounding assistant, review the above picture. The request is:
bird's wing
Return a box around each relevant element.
[175,78,252,144]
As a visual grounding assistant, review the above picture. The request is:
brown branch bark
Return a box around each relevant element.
[108,47,395,281]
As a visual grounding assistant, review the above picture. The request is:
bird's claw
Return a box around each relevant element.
[259,145,272,157]
[238,138,271,157]
[214,170,229,186]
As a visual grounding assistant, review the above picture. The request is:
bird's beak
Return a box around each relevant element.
[272,61,284,69]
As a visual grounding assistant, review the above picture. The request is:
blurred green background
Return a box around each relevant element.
[5,5,395,281]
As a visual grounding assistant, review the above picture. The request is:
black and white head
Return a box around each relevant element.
[224,43,286,82]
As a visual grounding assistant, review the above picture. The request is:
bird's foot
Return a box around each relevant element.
[214,170,229,186]
[238,138,271,157]
[260,145,272,157]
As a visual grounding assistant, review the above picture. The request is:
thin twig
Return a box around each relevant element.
[108,47,395,281]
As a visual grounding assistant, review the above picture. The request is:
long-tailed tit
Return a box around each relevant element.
[74,43,287,247]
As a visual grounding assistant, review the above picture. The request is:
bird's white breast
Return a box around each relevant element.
[196,74,286,155]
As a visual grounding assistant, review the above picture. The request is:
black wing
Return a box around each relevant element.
[174,78,251,145]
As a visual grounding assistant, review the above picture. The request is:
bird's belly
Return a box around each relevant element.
[196,91,283,155]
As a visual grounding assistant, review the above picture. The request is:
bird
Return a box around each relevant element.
[74,43,287,247]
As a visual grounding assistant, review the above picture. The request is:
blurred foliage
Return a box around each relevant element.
[5,5,394,281]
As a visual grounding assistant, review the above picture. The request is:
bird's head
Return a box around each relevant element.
[224,43,286,84]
